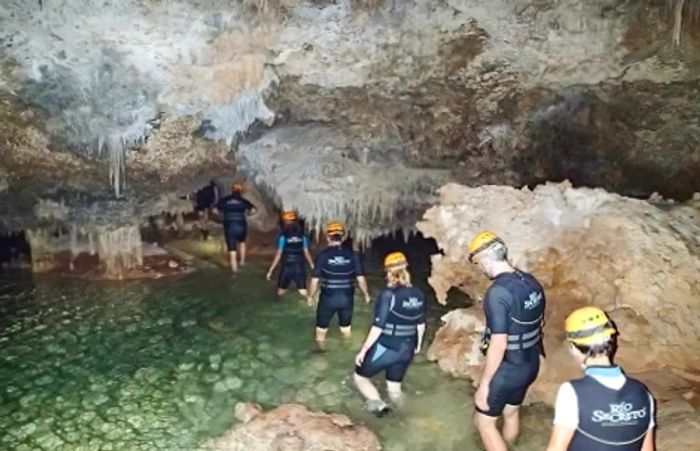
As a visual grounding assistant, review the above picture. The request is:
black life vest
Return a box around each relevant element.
[481,270,546,363]
[221,195,248,224]
[569,372,651,451]
[319,247,357,294]
[379,286,425,338]
[281,229,305,264]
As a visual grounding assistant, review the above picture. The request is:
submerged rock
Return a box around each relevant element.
[419,181,700,450]
[204,403,380,451]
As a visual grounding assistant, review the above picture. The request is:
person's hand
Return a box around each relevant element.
[475,383,490,412]
[364,294,371,304]
[266,271,272,281]
[306,295,316,307]
[414,344,422,355]
[355,349,367,366]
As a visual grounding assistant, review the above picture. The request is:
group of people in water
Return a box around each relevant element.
[198,182,656,451]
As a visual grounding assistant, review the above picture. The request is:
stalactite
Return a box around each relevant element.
[26,228,55,272]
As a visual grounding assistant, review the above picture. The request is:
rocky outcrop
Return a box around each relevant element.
[203,403,380,451]
[419,181,700,449]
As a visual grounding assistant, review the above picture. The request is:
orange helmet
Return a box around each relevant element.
[231,183,243,193]
[326,221,345,235]
[384,252,408,270]
[281,211,297,222]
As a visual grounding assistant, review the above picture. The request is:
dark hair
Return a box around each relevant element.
[573,334,618,363]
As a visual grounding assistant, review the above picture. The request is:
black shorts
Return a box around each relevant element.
[355,339,416,382]
[278,263,306,290]
[224,223,247,251]
[476,359,540,417]
[316,293,353,328]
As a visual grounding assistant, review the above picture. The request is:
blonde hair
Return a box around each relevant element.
[386,267,411,287]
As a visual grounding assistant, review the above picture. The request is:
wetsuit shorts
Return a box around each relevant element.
[223,222,247,251]
[316,293,353,328]
[355,339,416,382]
[476,359,540,417]
[278,262,306,289]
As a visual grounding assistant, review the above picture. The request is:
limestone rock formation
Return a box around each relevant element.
[418,181,700,449]
[204,403,381,451]
[1,0,699,241]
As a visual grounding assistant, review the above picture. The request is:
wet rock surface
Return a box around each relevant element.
[204,403,380,451]
[419,181,700,450]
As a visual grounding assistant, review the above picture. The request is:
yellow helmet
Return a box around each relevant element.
[231,183,243,193]
[384,252,408,270]
[565,306,617,346]
[326,221,345,235]
[468,231,504,263]
[281,211,297,222]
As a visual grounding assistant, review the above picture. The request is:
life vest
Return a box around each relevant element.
[319,247,357,293]
[569,373,651,451]
[281,229,305,264]
[221,195,248,224]
[480,270,546,363]
[380,287,425,338]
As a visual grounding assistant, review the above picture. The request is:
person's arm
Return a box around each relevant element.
[641,430,655,451]
[415,292,428,353]
[355,291,391,365]
[546,383,578,451]
[546,426,576,451]
[306,254,323,306]
[303,236,314,269]
[266,236,285,280]
[353,252,371,303]
[266,251,282,280]
[474,285,511,412]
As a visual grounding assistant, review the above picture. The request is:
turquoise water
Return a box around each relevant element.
[0,261,550,450]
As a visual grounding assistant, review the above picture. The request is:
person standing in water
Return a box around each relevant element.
[469,231,546,451]
[194,179,218,240]
[266,211,314,298]
[354,252,427,416]
[215,183,256,273]
[307,221,371,346]
[546,306,655,451]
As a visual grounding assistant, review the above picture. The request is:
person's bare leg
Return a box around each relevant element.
[340,326,352,339]
[502,404,520,445]
[276,288,286,298]
[298,289,308,297]
[228,251,238,273]
[239,242,247,266]
[386,380,404,406]
[474,412,508,451]
[315,327,328,345]
[354,373,382,402]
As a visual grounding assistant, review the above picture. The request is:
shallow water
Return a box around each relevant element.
[0,261,550,450]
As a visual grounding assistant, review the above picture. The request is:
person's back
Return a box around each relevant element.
[280,225,306,265]
[547,306,655,451]
[563,369,653,451]
[484,269,546,364]
[375,285,426,351]
[218,193,252,226]
[317,246,360,297]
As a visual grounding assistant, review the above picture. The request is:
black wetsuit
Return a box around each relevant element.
[217,193,254,251]
[356,286,426,382]
[312,246,364,328]
[477,269,546,417]
[277,225,309,290]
